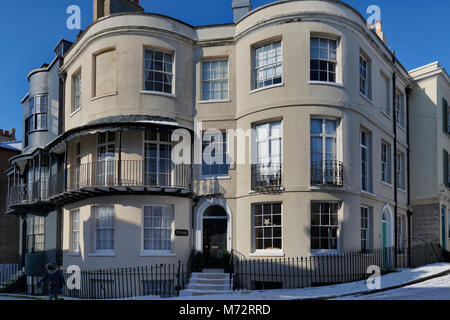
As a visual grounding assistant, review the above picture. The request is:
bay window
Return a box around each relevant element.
[310,37,337,83]
[253,203,282,252]
[311,202,339,251]
[142,206,174,252]
[253,40,282,89]
[144,49,174,94]
[144,130,172,186]
[26,95,48,134]
[93,206,114,252]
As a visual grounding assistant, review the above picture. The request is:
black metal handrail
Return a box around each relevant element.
[311,160,344,187]
[251,163,283,191]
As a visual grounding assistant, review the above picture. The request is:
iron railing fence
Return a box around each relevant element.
[310,160,344,186]
[251,163,283,191]
[231,244,442,291]
[0,264,23,289]
[61,262,190,300]
[7,180,49,207]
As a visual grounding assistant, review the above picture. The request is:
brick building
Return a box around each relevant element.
[0,129,21,263]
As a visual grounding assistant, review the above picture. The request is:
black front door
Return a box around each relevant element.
[203,219,227,268]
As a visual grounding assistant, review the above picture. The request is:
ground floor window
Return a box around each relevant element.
[311,202,339,250]
[27,216,45,253]
[93,206,114,252]
[361,206,370,251]
[71,209,80,252]
[397,215,404,251]
[143,206,174,252]
[252,203,282,251]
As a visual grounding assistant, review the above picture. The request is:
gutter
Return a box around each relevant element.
[406,86,412,267]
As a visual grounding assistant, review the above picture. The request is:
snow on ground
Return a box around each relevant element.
[133,263,450,300]
[336,274,450,300]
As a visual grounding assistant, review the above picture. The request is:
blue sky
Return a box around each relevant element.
[0,0,448,140]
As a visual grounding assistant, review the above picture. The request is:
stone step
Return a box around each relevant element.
[189,278,230,285]
[179,289,234,297]
[191,272,230,280]
[202,268,225,273]
[187,283,232,291]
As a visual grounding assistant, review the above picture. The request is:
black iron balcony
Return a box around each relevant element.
[7,180,49,207]
[46,160,192,204]
[251,163,283,191]
[310,160,344,187]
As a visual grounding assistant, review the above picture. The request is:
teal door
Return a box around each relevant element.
[442,206,447,250]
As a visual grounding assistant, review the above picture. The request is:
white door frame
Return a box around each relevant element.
[195,198,232,252]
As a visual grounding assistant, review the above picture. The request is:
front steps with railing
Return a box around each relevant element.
[179,269,233,297]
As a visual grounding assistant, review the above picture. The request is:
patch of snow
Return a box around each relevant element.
[338,274,450,300]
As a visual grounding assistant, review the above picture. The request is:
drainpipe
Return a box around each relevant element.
[406,87,413,267]
[392,52,398,268]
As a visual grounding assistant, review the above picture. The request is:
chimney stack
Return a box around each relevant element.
[232,0,252,23]
[375,20,387,45]
[93,0,144,22]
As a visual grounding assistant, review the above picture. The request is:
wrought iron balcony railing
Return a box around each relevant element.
[7,180,49,207]
[8,160,192,208]
[310,160,344,187]
[251,163,283,191]
[65,160,191,191]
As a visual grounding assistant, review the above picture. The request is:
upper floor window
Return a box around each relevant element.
[361,129,372,192]
[202,131,229,178]
[395,92,405,128]
[26,95,48,134]
[310,37,337,83]
[381,141,392,184]
[443,98,450,135]
[144,49,173,94]
[72,72,82,113]
[396,151,405,190]
[359,55,371,99]
[382,74,391,116]
[27,216,45,253]
[144,130,172,186]
[253,40,282,89]
[202,59,229,101]
[254,121,282,166]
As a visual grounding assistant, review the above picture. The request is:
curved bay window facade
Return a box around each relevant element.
[6,0,414,276]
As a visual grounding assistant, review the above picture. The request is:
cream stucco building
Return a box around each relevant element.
[53,0,413,269]
[16,0,450,284]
